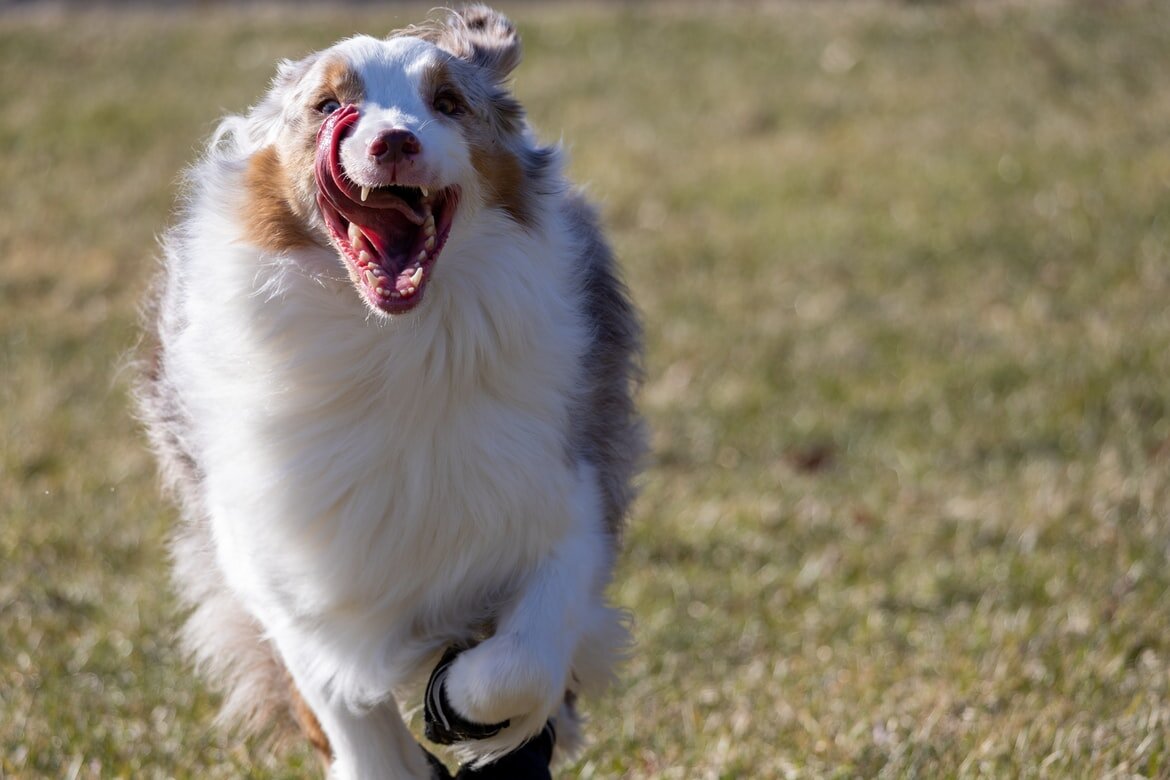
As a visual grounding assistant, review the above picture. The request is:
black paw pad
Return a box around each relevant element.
[454,722,557,780]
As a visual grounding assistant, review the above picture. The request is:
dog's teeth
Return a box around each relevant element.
[391,290,401,298]
[417,250,428,263]
[421,187,429,198]
[376,286,388,297]
[360,186,371,202]
[351,229,370,252]
[409,267,424,287]
[424,219,436,238]
[348,223,362,243]
[364,269,378,288]
[424,236,435,251]
[359,250,373,267]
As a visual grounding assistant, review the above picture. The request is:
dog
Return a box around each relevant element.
[137,6,644,778]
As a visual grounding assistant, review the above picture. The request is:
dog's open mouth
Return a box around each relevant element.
[314,104,459,315]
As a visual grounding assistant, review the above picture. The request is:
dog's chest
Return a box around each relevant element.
[193,261,584,621]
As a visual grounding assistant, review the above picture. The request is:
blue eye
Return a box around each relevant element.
[317,99,341,115]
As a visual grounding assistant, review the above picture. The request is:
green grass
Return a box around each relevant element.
[3,1,1170,777]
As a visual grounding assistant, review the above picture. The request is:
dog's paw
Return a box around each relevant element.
[442,635,565,730]
[425,646,510,745]
[453,722,556,780]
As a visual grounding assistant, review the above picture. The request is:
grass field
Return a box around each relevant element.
[3,1,1170,777]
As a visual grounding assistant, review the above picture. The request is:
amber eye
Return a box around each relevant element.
[317,98,341,115]
[433,90,463,117]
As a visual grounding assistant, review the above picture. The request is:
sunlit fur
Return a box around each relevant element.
[138,6,643,778]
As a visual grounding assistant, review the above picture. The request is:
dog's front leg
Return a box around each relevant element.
[279,643,440,780]
[441,463,616,756]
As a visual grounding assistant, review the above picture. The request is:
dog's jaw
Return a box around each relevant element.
[314,104,460,316]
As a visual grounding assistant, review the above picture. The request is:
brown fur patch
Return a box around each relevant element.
[470,140,532,227]
[287,676,332,765]
[244,146,316,252]
[317,58,365,109]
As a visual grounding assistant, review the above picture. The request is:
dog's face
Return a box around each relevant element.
[245,6,538,316]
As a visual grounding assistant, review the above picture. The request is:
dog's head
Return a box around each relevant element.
[241,5,547,316]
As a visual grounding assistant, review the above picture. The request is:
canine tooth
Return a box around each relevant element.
[409,267,424,287]
[424,236,435,251]
[360,186,371,202]
[364,270,377,288]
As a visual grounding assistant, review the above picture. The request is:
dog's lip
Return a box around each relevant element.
[313,104,459,316]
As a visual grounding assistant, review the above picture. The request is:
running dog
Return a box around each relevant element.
[138,6,643,777]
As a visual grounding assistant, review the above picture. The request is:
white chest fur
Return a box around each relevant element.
[167,199,587,649]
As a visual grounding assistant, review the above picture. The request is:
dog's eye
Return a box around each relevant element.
[433,91,463,117]
[317,99,341,115]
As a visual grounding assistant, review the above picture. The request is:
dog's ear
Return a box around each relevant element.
[242,52,320,149]
[273,54,318,89]
[439,5,522,81]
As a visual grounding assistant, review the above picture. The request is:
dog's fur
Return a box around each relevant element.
[137,7,643,777]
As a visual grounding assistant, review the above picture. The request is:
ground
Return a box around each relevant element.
[2,1,1170,777]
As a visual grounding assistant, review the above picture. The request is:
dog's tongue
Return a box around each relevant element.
[314,105,424,263]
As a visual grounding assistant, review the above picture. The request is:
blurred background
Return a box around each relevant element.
[3,1,1170,777]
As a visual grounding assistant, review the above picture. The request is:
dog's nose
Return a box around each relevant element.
[367,130,421,163]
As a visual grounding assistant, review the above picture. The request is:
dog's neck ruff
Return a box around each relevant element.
[175,142,587,651]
